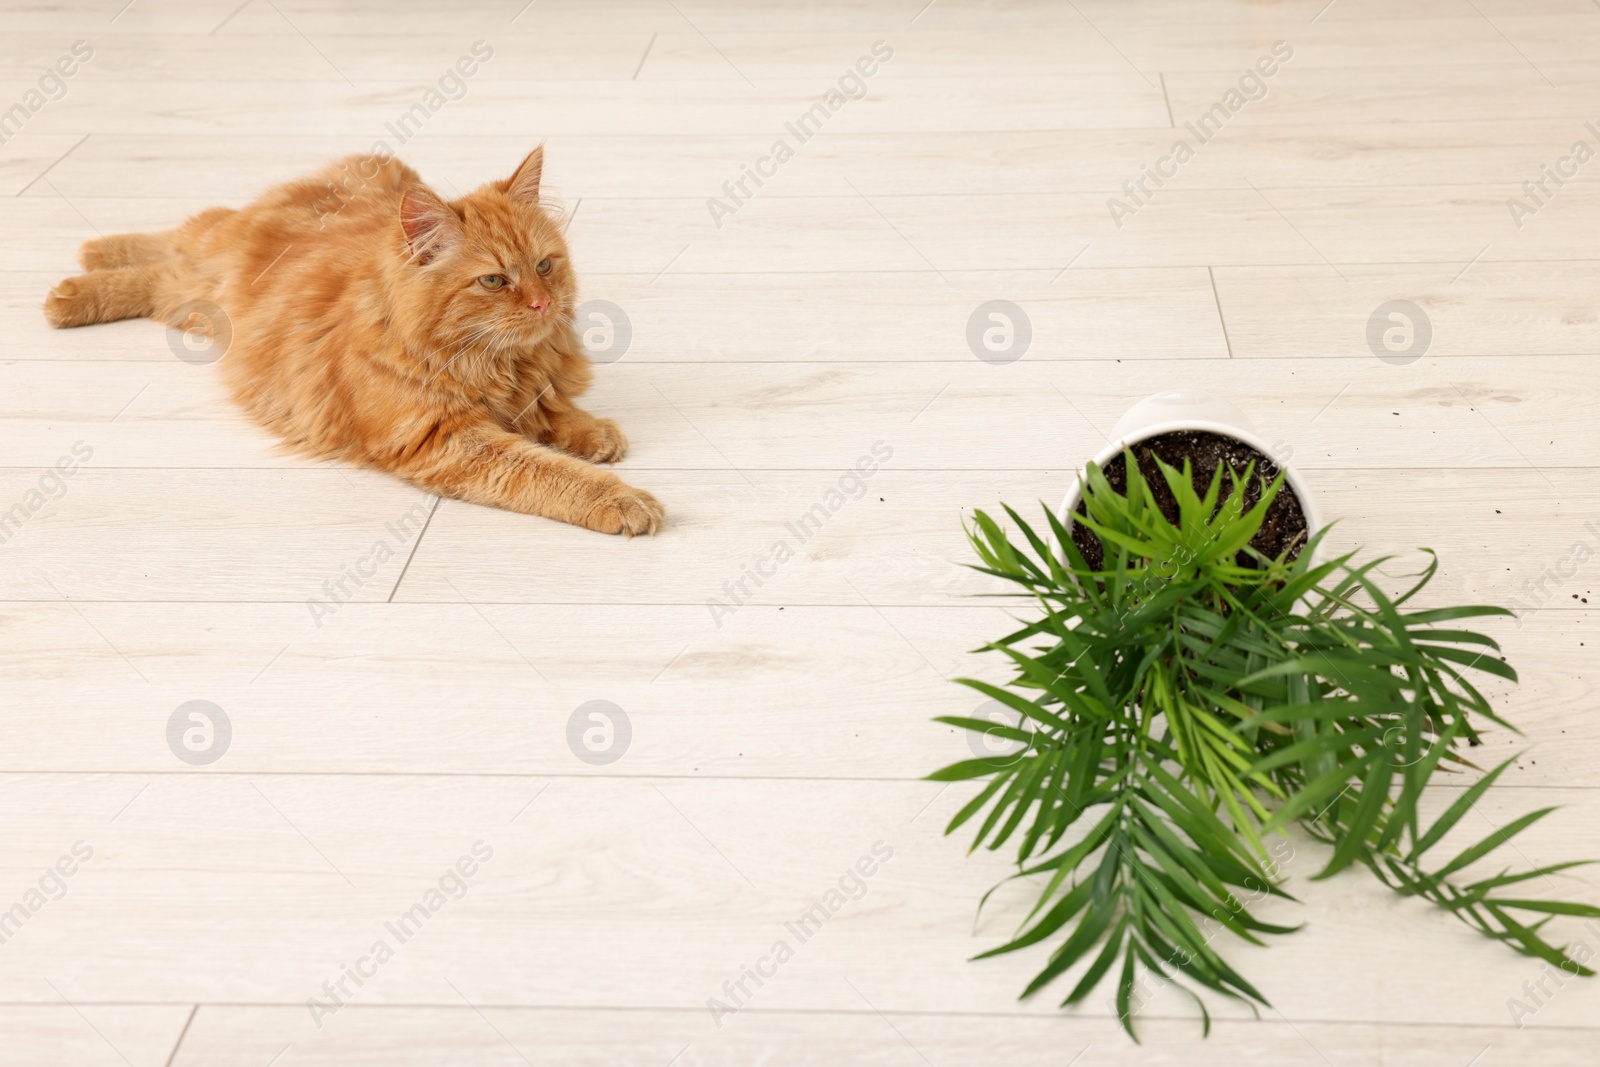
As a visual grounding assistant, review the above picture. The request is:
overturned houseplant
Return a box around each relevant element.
[931,398,1599,1038]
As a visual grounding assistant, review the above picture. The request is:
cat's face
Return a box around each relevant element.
[398,148,577,357]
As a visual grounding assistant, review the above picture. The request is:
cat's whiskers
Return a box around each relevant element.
[464,321,526,376]
[425,320,502,383]
[442,319,499,352]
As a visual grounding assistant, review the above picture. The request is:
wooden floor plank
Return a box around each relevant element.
[1165,63,1600,124]
[168,1004,1600,1067]
[0,774,1594,1027]
[8,187,1595,275]
[0,33,650,82]
[0,134,85,197]
[1215,263,1600,359]
[29,123,1600,202]
[198,0,1600,35]
[0,465,432,601]
[634,20,1600,80]
[1,359,1592,470]
[4,268,1230,364]
[0,602,1584,784]
[0,75,1172,137]
[3,0,1591,38]
[0,1005,195,1067]
[4,461,1590,611]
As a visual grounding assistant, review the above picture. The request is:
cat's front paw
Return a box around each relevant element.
[565,417,629,464]
[580,481,662,537]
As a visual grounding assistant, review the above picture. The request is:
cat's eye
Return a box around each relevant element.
[535,258,553,276]
[478,275,506,291]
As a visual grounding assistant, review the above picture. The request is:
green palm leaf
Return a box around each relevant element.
[931,451,1597,1039]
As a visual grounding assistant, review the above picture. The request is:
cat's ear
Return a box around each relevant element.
[504,146,544,206]
[399,188,460,264]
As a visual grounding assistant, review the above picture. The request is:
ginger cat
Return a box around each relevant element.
[43,148,663,536]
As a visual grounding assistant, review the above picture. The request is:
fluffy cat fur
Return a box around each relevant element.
[43,148,663,536]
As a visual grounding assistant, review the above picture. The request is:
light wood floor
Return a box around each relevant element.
[3,0,1600,1063]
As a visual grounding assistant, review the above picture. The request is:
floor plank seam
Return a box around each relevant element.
[8,356,1600,366]
[0,771,1578,789]
[7,1000,1600,1032]
[631,32,658,80]
[161,1004,199,1067]
[15,262,1600,273]
[1206,264,1235,359]
[4,466,1598,474]
[7,601,1592,610]
[385,495,442,603]
[14,133,92,199]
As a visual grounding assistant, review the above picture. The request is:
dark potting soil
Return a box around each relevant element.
[1069,430,1309,570]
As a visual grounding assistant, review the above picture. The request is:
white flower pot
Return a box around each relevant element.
[1055,390,1323,559]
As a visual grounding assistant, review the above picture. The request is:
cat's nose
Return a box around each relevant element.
[528,295,549,315]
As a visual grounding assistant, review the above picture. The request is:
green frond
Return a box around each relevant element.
[931,454,1595,1039]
